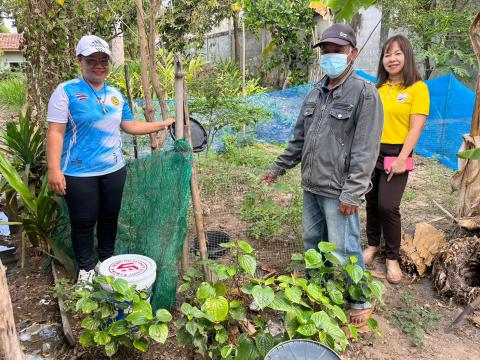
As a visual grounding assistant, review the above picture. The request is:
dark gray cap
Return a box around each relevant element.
[313,23,356,48]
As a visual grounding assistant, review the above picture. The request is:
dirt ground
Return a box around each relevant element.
[3,154,480,359]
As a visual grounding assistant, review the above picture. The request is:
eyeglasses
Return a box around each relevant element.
[81,56,110,66]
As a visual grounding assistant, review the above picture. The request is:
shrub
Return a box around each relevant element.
[0,75,26,114]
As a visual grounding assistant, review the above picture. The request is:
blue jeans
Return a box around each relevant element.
[303,191,365,270]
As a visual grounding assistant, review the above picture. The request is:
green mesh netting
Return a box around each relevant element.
[54,140,192,310]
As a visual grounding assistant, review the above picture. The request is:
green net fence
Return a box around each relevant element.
[54,140,192,310]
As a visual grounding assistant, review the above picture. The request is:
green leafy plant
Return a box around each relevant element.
[68,275,172,357]
[384,292,441,347]
[0,152,74,275]
[241,243,385,352]
[175,240,283,359]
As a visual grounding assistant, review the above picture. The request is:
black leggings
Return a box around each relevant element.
[64,167,127,271]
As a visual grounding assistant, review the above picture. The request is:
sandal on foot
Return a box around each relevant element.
[362,246,380,268]
[349,307,374,329]
[386,262,403,284]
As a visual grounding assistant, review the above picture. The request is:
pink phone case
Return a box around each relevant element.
[384,156,414,172]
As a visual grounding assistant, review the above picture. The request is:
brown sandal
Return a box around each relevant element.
[386,261,403,284]
[362,246,380,268]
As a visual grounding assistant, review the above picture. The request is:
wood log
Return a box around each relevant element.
[0,259,25,360]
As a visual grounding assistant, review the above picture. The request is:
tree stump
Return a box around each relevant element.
[432,237,480,305]
[0,260,24,360]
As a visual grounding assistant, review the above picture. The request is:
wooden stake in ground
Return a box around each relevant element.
[51,261,75,346]
[0,259,25,360]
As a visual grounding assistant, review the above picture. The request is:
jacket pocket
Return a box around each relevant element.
[328,103,354,143]
[302,104,316,136]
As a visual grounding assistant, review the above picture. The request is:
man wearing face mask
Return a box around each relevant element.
[262,23,383,328]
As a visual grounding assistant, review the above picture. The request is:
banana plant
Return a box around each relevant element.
[0,152,75,277]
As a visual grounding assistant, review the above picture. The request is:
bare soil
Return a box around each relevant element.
[3,155,480,359]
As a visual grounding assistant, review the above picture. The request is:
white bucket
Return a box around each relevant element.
[98,254,157,319]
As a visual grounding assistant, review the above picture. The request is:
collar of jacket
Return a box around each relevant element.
[316,67,355,100]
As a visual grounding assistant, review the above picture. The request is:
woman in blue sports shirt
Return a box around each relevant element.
[47,35,174,284]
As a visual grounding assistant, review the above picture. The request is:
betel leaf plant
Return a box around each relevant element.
[175,240,284,359]
[68,275,172,357]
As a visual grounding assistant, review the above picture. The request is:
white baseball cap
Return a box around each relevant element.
[76,35,111,57]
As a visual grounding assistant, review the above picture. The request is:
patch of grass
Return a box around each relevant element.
[385,292,442,347]
[0,75,26,114]
[402,191,416,202]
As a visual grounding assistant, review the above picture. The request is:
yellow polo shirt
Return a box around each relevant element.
[378,81,430,144]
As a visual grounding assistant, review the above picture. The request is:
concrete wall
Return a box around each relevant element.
[0,51,25,70]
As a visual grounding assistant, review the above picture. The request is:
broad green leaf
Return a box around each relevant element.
[311,311,330,330]
[238,240,254,254]
[345,264,364,284]
[324,322,347,341]
[265,276,276,285]
[149,323,168,343]
[126,311,150,326]
[252,285,275,310]
[285,286,302,304]
[348,286,362,301]
[235,337,259,360]
[296,322,317,337]
[197,282,216,300]
[230,306,247,321]
[221,344,234,358]
[186,320,198,336]
[347,324,359,341]
[306,283,323,302]
[304,249,323,269]
[215,326,228,344]
[94,331,111,345]
[239,254,257,275]
[285,312,300,339]
[348,255,358,264]
[255,332,275,356]
[215,283,227,296]
[202,296,229,323]
[79,330,95,346]
[133,337,148,352]
[230,300,240,308]
[100,304,113,318]
[325,252,341,264]
[81,317,101,331]
[458,147,480,159]
[331,305,348,324]
[180,303,193,316]
[368,281,385,300]
[318,242,336,253]
[108,320,129,336]
[268,294,294,312]
[156,309,173,322]
[112,278,129,295]
[367,318,379,330]
[226,265,237,277]
[105,340,118,357]
[81,299,98,314]
[219,241,237,248]
[132,300,153,318]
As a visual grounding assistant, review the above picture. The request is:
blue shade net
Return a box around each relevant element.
[249,71,475,171]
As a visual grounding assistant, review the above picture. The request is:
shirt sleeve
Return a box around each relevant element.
[47,84,69,123]
[410,81,430,116]
[122,94,134,121]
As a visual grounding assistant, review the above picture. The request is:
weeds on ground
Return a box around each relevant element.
[385,292,442,347]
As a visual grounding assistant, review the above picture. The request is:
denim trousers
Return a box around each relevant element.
[303,191,370,309]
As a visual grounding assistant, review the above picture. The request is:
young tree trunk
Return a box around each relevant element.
[233,14,241,67]
[0,260,25,360]
[379,3,390,52]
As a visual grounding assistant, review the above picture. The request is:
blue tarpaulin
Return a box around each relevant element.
[249,71,475,170]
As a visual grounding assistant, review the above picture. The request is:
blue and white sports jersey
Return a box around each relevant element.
[47,78,133,177]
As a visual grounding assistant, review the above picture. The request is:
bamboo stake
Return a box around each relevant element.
[0,259,25,360]
[134,0,159,151]
[51,261,75,346]
[124,64,138,159]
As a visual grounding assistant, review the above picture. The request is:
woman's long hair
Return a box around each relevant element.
[376,35,422,89]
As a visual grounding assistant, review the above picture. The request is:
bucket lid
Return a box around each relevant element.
[99,254,156,290]
[265,340,341,360]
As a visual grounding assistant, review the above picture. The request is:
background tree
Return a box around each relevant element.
[381,0,480,80]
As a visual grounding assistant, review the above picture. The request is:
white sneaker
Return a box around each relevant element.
[77,269,95,286]
[94,261,102,274]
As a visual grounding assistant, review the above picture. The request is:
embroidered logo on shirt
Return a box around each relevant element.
[75,93,88,101]
[397,93,408,103]
[111,96,120,106]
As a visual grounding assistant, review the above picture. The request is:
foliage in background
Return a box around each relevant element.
[0,74,26,114]
[381,0,479,79]
[189,61,271,150]
[242,0,316,88]
[384,292,441,347]
[157,0,234,52]
[66,275,172,357]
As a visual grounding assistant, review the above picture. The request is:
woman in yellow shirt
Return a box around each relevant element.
[363,35,430,284]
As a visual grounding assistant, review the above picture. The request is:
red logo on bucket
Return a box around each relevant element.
[108,259,148,277]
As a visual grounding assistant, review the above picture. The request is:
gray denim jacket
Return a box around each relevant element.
[270,70,383,206]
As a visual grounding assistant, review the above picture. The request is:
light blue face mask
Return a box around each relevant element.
[320,53,350,79]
